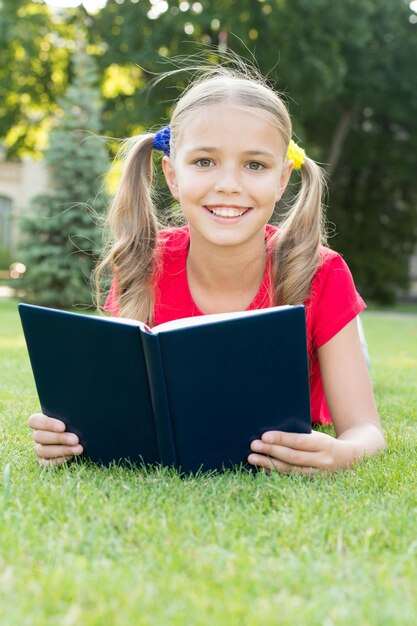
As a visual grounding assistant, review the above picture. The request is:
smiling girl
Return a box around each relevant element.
[28,66,385,473]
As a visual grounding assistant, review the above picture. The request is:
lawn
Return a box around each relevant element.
[0,298,416,625]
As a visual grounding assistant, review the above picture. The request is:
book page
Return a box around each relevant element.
[151,305,293,334]
[94,313,151,333]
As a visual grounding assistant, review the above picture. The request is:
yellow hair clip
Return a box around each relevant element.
[286,140,306,169]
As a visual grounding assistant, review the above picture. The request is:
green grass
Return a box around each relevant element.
[1,299,416,625]
[365,300,417,315]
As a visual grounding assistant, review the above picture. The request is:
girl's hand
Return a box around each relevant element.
[248,430,355,475]
[27,413,83,466]
[249,318,385,475]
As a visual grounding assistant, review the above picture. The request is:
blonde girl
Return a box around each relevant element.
[28,66,385,473]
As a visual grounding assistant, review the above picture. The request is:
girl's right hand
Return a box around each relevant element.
[27,413,84,466]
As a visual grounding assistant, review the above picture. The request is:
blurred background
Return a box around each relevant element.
[0,0,416,308]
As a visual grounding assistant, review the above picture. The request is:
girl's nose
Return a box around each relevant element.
[214,166,243,194]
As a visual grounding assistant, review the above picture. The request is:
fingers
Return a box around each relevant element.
[248,453,320,476]
[248,430,336,473]
[28,413,83,464]
[28,413,66,433]
[34,443,83,460]
[33,429,79,446]
[39,456,74,467]
[260,430,324,452]
[250,439,321,468]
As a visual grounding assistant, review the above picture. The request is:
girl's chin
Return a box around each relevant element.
[195,225,265,249]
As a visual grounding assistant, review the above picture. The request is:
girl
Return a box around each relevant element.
[28,66,385,473]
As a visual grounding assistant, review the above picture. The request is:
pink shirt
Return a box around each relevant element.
[105,225,366,425]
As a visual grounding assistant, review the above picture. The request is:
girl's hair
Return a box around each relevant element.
[96,64,326,323]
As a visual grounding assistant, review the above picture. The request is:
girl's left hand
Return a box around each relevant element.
[248,430,353,474]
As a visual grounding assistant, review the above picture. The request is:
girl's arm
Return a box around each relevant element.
[27,414,83,466]
[248,317,386,474]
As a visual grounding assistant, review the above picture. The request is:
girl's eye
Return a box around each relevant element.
[195,159,214,167]
[246,162,265,171]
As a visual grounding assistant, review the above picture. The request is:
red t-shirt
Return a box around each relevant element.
[105,225,366,425]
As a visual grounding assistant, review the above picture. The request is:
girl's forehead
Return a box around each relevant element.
[175,104,285,152]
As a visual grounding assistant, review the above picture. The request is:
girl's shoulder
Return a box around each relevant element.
[318,245,341,262]
[309,245,365,316]
[307,246,366,349]
[310,246,358,298]
[316,245,351,279]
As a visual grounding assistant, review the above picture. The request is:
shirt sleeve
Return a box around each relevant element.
[308,252,366,349]
[104,277,120,316]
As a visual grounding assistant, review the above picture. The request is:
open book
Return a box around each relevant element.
[19,303,311,473]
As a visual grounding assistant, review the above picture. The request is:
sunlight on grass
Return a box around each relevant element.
[0,337,27,349]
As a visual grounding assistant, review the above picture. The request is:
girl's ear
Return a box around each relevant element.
[275,160,293,203]
[162,156,180,201]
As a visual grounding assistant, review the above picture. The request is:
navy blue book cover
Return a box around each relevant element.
[19,304,311,473]
[19,305,160,466]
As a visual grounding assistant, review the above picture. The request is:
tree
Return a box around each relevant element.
[0,0,72,157]
[18,40,109,308]
[4,0,417,302]
[315,0,417,302]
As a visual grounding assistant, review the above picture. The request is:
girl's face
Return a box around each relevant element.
[162,104,292,251]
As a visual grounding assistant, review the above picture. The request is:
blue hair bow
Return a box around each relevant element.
[153,125,171,156]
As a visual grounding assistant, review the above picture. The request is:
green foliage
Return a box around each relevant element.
[1,300,417,624]
[320,0,417,303]
[0,0,71,157]
[0,247,12,270]
[17,43,108,308]
[1,0,417,302]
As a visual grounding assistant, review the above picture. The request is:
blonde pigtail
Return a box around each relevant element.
[272,156,327,306]
[95,133,159,323]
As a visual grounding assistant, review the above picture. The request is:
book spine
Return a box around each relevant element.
[140,331,177,467]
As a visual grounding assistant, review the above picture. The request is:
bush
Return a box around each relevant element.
[0,247,12,270]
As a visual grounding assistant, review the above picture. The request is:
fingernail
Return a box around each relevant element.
[262,433,273,442]
[72,446,82,454]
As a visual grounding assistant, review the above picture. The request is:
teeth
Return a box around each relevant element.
[210,208,245,217]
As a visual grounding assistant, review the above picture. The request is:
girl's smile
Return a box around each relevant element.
[205,204,251,223]
[205,205,249,218]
